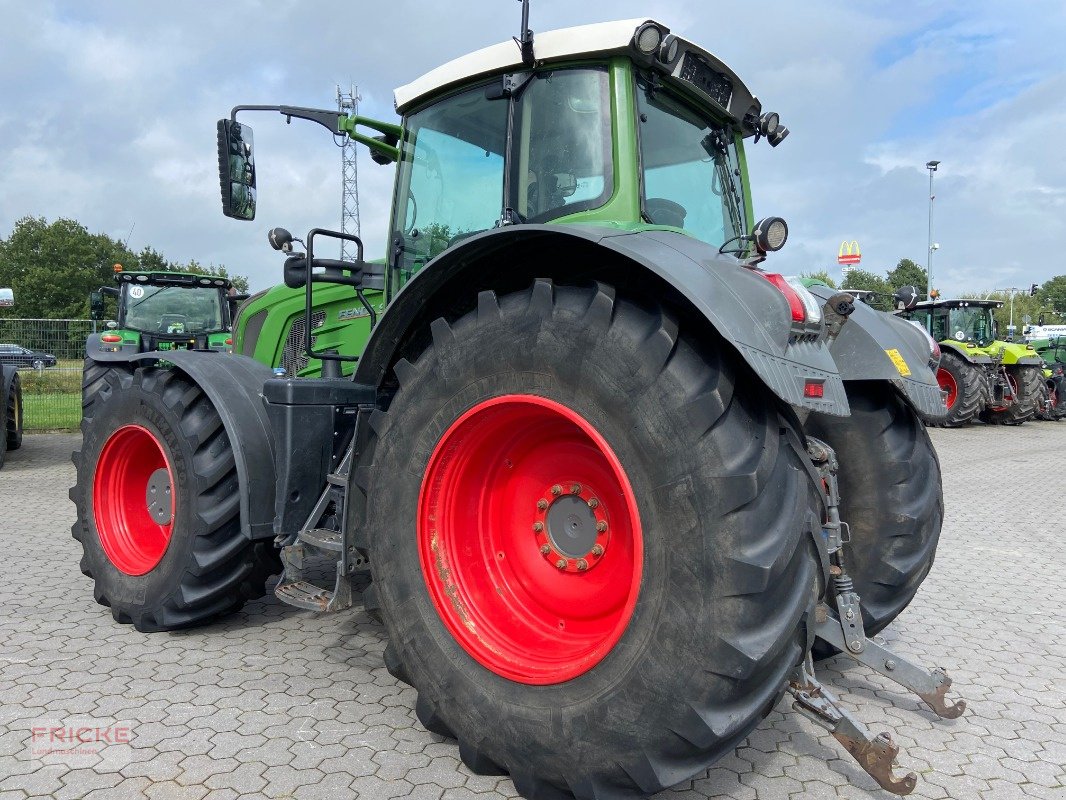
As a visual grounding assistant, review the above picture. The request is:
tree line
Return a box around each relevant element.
[0,216,249,320]
[803,259,1066,334]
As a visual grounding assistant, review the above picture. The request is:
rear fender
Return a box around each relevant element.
[805,284,947,420]
[939,341,993,365]
[356,225,850,416]
[85,350,277,540]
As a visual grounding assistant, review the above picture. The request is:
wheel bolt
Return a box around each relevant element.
[537,499,549,510]
[570,483,581,494]
[533,522,544,532]
[551,484,562,496]
[540,544,551,555]
[591,544,604,556]
[596,521,608,533]
[588,498,599,509]
[576,559,588,571]
[555,559,567,570]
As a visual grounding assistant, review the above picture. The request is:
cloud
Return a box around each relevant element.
[0,0,1063,296]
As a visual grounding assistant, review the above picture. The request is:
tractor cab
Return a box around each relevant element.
[90,270,242,354]
[900,299,1001,348]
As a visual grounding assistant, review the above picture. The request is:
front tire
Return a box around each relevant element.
[70,367,280,631]
[5,371,22,451]
[363,281,824,798]
[804,383,943,655]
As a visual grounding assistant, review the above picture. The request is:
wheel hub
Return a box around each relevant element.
[145,468,173,525]
[535,482,609,571]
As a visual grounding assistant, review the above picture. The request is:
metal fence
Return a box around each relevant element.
[0,319,93,430]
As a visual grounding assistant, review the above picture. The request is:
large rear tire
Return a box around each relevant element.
[929,351,983,426]
[805,382,943,656]
[70,367,280,631]
[362,281,824,798]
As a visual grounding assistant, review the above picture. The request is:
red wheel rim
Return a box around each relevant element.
[936,367,958,409]
[93,425,175,576]
[989,373,1019,412]
[418,395,643,685]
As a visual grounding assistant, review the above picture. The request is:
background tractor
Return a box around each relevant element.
[899,298,1044,425]
[1031,335,1066,419]
[72,10,962,798]
[83,268,247,410]
[1,287,25,470]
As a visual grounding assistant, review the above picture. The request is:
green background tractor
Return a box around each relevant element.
[73,12,960,797]
[1030,335,1066,419]
[899,298,1044,425]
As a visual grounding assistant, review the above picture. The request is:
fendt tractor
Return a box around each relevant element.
[83,267,246,409]
[72,9,965,798]
[1,287,25,471]
[898,298,1045,426]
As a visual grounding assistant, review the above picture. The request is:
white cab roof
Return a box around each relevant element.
[393,18,757,124]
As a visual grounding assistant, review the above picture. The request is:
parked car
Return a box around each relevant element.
[0,343,57,369]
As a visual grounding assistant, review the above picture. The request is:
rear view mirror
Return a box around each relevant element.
[89,290,105,320]
[217,119,257,220]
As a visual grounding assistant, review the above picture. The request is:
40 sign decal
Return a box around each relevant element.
[837,240,861,266]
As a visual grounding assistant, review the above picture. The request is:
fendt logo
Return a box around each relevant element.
[837,240,862,265]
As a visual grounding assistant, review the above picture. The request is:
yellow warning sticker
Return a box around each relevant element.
[885,348,911,377]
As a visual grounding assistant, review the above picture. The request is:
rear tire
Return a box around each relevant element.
[929,351,982,427]
[979,365,1041,425]
[363,281,824,798]
[70,367,280,631]
[805,383,943,658]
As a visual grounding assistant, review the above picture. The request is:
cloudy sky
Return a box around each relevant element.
[1,0,1064,293]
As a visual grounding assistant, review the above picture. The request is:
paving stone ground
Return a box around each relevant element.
[0,427,1063,799]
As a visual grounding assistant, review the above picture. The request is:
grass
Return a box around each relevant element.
[14,363,82,431]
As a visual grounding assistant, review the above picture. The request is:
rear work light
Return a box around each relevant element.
[758,273,822,325]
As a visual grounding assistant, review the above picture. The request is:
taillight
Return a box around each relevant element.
[101,334,121,343]
[225,337,233,345]
[757,273,822,325]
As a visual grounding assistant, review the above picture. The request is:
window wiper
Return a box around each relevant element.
[702,131,745,244]
[127,286,167,311]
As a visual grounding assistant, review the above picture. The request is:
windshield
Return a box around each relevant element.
[946,307,995,346]
[121,285,225,335]
[636,79,747,247]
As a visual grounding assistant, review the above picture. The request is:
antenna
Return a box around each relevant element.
[121,222,136,250]
[515,0,534,65]
[337,84,362,262]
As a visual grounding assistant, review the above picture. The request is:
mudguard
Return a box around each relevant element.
[805,284,948,421]
[84,348,277,540]
[939,341,993,365]
[355,225,850,416]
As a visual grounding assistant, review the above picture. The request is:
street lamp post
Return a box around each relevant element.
[926,160,940,299]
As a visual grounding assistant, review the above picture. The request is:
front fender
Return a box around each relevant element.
[85,350,277,540]
[356,225,850,416]
[805,285,947,420]
[939,341,993,364]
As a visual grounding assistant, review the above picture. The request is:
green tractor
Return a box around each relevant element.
[1030,335,1066,419]
[83,268,246,409]
[1,287,25,470]
[898,298,1044,426]
[72,9,964,797]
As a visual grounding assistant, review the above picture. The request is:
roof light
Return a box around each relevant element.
[768,126,790,147]
[759,112,780,137]
[752,217,788,253]
[657,34,679,64]
[633,22,663,55]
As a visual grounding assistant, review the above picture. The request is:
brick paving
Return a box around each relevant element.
[0,427,1063,799]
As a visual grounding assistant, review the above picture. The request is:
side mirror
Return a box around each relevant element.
[0,287,12,308]
[1039,313,1046,326]
[89,290,105,320]
[227,293,250,317]
[892,285,919,310]
[216,119,257,220]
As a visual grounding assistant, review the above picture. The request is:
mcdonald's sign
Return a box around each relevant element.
[837,240,861,265]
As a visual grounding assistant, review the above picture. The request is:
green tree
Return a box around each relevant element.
[801,270,837,288]
[841,268,892,309]
[1038,275,1066,316]
[886,258,928,297]
[0,216,136,319]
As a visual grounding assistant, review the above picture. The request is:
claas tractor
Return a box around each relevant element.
[72,9,964,798]
[899,298,1045,426]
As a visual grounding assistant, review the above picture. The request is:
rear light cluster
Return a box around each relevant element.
[757,273,822,326]
[100,334,122,343]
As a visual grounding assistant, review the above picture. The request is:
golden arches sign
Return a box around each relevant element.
[837,240,861,265]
